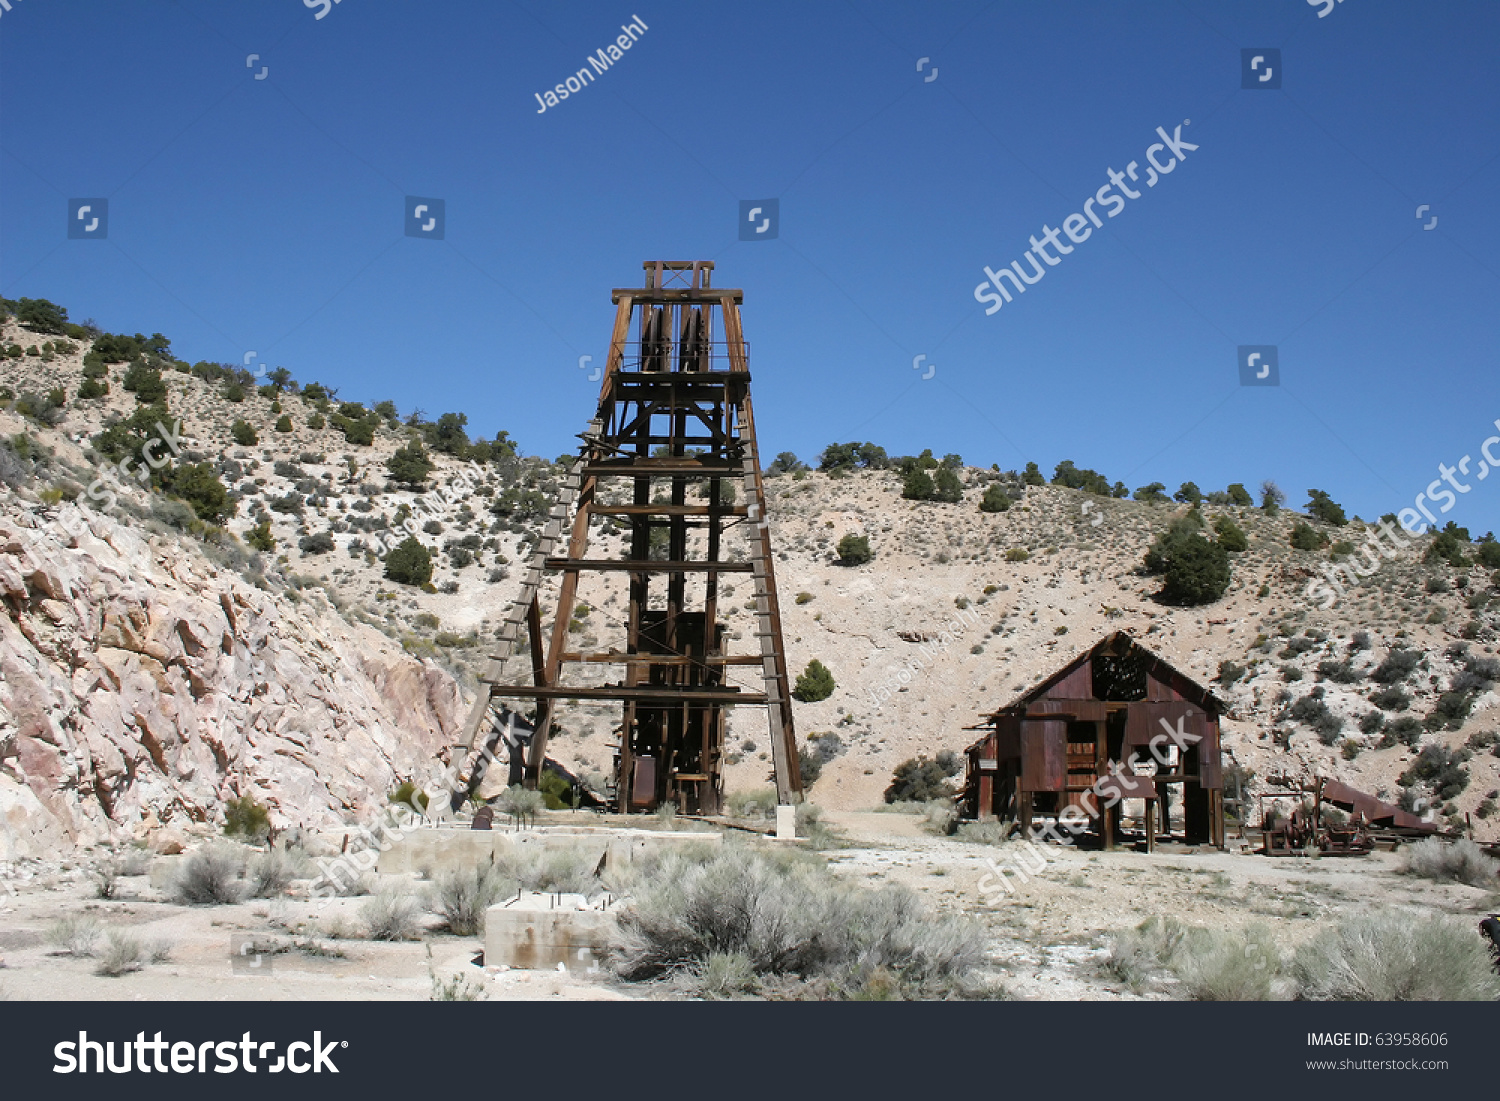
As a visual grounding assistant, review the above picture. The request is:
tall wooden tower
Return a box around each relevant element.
[455,261,801,813]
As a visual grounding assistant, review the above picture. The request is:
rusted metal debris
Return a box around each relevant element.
[1258,777,1439,856]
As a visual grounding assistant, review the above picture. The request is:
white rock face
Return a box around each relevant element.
[0,495,463,853]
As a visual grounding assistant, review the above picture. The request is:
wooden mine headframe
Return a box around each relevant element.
[455,261,801,813]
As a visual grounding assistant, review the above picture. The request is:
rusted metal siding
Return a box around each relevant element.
[1041,663,1092,700]
[1020,719,1066,791]
[1026,698,1107,722]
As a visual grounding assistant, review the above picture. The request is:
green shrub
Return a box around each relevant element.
[1145,521,1231,605]
[835,533,871,565]
[1380,716,1423,748]
[389,781,429,813]
[1305,489,1347,526]
[387,440,435,486]
[1289,522,1326,551]
[384,537,433,586]
[1216,660,1247,687]
[77,377,109,400]
[792,659,835,703]
[246,520,275,552]
[159,462,235,525]
[230,419,258,446]
[1213,514,1248,552]
[932,465,963,503]
[1005,547,1029,562]
[496,784,545,828]
[274,414,293,432]
[1175,924,1281,1001]
[1370,648,1420,683]
[1102,915,1190,991]
[885,752,960,803]
[979,484,1011,513]
[901,468,935,501]
[1399,746,1470,800]
[224,795,270,839]
[123,362,167,404]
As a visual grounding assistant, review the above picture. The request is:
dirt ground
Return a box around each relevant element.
[1,812,1494,1001]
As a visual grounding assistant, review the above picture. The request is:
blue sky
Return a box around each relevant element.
[2,0,1497,533]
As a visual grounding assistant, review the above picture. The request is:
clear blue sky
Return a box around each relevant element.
[3,0,1497,534]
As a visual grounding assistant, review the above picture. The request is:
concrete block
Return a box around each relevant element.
[149,855,183,892]
[375,827,509,876]
[775,804,796,840]
[484,892,621,971]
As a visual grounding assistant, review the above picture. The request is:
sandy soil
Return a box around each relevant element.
[2,814,1493,1002]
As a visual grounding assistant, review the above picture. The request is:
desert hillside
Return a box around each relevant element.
[2,309,1497,848]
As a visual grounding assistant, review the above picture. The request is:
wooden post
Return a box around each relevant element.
[1020,792,1033,839]
[1145,801,1156,853]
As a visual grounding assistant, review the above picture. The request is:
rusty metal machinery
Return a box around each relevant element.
[454,261,801,813]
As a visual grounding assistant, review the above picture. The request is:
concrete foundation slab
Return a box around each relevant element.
[484,891,623,971]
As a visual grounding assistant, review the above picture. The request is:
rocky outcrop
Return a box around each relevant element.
[0,494,463,857]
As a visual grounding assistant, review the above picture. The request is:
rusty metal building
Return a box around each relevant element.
[964,631,1227,849]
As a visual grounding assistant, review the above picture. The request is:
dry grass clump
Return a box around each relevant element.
[609,843,986,998]
[360,884,424,941]
[1104,916,1283,999]
[498,845,598,895]
[1106,909,1500,1001]
[247,848,304,898]
[1102,914,1189,992]
[94,931,144,977]
[724,789,777,821]
[1400,838,1499,888]
[47,916,102,957]
[430,866,511,935]
[1293,910,1500,1001]
[172,845,244,905]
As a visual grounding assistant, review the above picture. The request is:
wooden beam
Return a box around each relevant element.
[591,504,748,517]
[484,684,767,704]
[544,558,752,573]
[582,460,740,477]
[613,288,742,303]
[559,652,763,666]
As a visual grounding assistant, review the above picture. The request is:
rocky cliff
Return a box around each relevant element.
[0,494,462,858]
